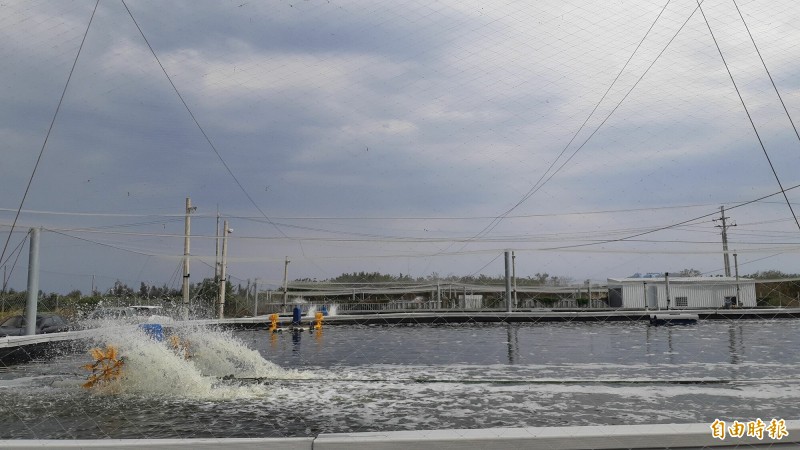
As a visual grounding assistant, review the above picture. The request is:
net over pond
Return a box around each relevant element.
[1,319,798,438]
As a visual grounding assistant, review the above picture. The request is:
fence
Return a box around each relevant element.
[3,278,799,321]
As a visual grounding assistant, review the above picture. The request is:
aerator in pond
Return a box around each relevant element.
[82,345,124,389]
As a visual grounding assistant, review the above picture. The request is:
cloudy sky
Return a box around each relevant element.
[2,0,800,293]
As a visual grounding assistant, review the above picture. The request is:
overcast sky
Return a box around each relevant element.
[2,0,800,293]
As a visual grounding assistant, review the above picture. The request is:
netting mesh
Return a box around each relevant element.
[1,0,800,444]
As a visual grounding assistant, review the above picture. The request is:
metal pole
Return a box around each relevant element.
[25,228,40,336]
[182,197,193,319]
[217,220,230,319]
[504,250,512,313]
[664,272,671,310]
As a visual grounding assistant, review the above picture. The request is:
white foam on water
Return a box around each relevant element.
[0,375,62,389]
[180,326,310,380]
[81,325,305,399]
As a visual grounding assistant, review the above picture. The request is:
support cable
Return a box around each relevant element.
[493,0,674,223]
[731,0,800,150]
[1,230,31,293]
[696,0,800,232]
[120,0,289,239]
[459,0,698,248]
[0,0,100,268]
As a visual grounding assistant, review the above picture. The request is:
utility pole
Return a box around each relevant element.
[713,206,736,277]
[182,197,196,319]
[1,265,5,313]
[214,206,220,301]
[733,252,740,307]
[282,256,290,311]
[245,278,251,305]
[511,251,517,308]
[253,278,259,317]
[217,220,231,319]
[504,250,512,313]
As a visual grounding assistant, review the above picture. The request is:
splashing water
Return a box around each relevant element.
[306,304,337,318]
[84,323,307,399]
[180,326,308,380]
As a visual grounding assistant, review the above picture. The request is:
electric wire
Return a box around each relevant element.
[45,229,164,258]
[468,252,504,277]
[0,201,730,221]
[6,182,799,246]
[541,181,800,251]
[696,0,800,232]
[0,0,100,270]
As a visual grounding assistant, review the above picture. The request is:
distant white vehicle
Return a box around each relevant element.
[127,305,163,315]
[82,305,170,328]
[127,306,174,324]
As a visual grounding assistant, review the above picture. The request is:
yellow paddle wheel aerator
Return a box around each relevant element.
[168,335,192,360]
[82,345,124,389]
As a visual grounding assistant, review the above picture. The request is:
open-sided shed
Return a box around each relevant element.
[607,276,756,309]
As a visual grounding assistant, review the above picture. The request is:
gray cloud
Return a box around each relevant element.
[3,0,800,292]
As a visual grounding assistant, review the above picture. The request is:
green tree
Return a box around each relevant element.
[677,268,702,277]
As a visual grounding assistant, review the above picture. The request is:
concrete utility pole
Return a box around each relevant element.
[665,272,671,310]
[713,206,735,277]
[587,280,592,309]
[504,250,512,313]
[214,206,220,284]
[733,252,740,306]
[25,228,40,336]
[511,251,517,308]
[282,256,290,310]
[217,220,231,319]
[182,197,196,318]
[253,278,259,317]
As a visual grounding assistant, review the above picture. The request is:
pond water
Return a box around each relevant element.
[0,319,798,438]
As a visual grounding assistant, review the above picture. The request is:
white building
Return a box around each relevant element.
[607,276,756,309]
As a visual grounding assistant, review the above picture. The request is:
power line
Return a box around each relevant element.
[540,181,800,251]
[0,201,730,221]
